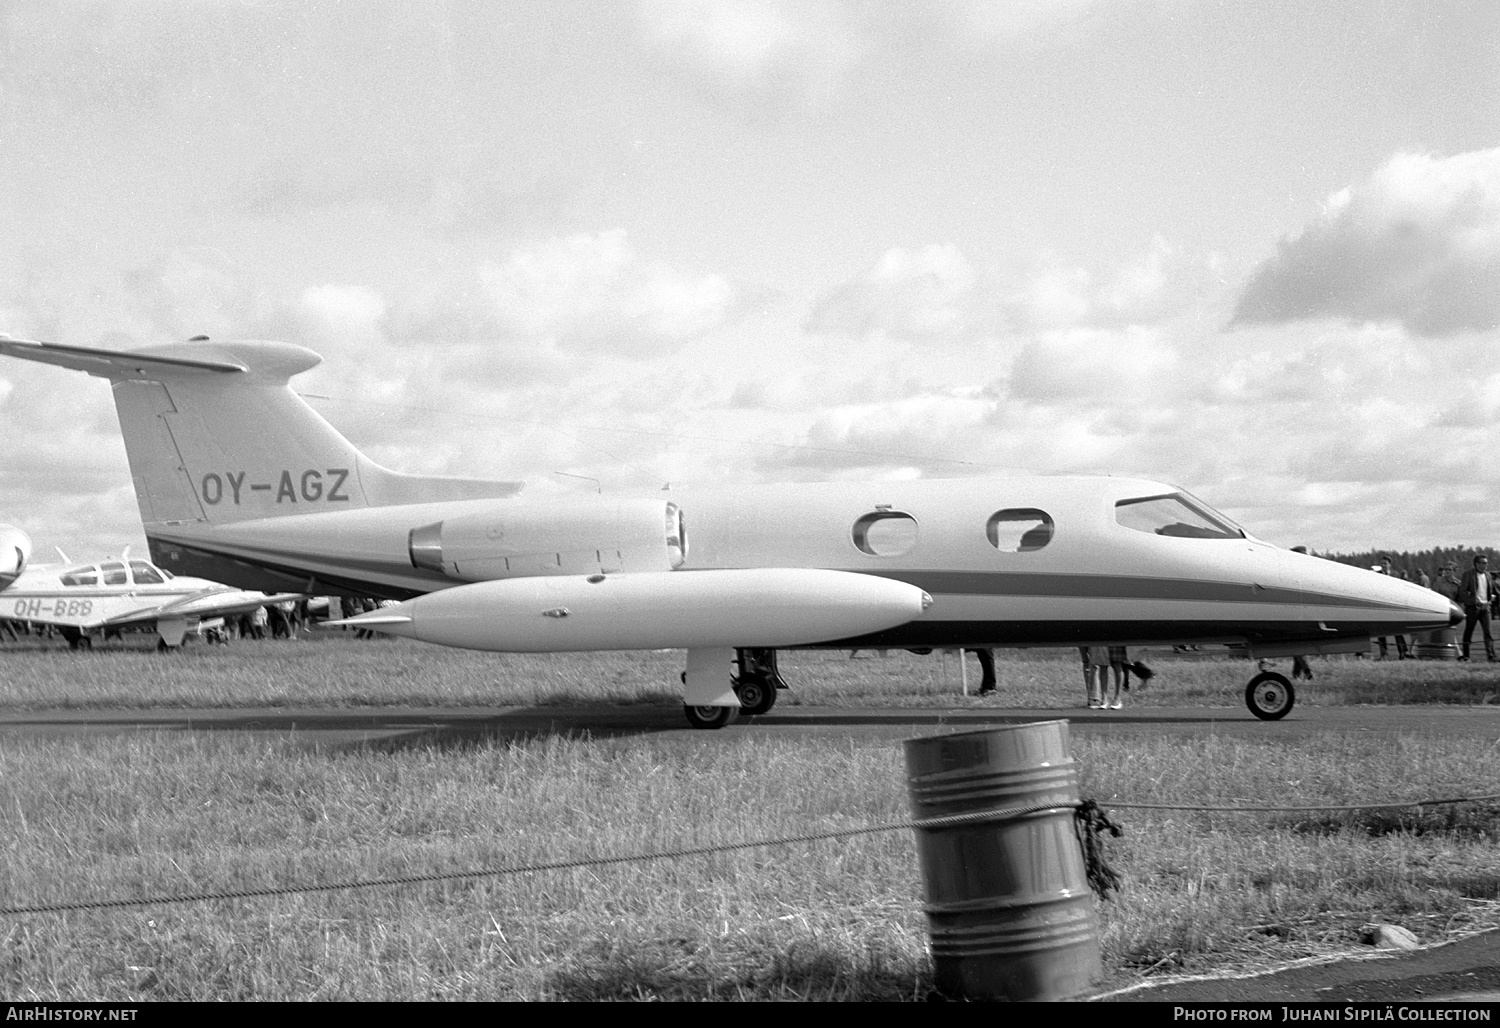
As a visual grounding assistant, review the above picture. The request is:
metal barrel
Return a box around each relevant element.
[1412,627,1460,660]
[903,720,1100,1002]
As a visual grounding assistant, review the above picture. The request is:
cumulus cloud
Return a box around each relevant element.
[808,238,1209,341]
[946,0,1106,45]
[758,393,998,478]
[478,229,738,354]
[1007,326,1178,403]
[806,245,977,339]
[296,284,388,346]
[1235,149,1500,337]
[637,0,862,109]
[119,249,249,341]
[636,0,1112,111]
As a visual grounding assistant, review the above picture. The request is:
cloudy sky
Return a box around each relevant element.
[2,0,1498,562]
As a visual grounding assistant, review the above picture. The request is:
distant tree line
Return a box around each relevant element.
[1308,546,1496,582]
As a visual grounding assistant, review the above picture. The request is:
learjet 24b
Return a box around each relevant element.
[0,334,1460,725]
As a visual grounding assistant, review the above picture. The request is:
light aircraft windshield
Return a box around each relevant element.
[1115,492,1246,540]
[59,560,175,586]
[59,566,99,586]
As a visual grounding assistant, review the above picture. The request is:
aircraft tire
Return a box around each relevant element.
[69,634,91,651]
[683,704,738,730]
[1245,672,1294,720]
[733,677,778,716]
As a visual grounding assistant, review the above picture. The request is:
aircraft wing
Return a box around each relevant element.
[97,590,305,627]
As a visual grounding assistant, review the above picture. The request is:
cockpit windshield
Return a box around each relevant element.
[1115,492,1245,540]
[129,560,165,585]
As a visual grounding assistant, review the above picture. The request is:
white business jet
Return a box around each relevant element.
[0,522,300,650]
[0,335,1459,723]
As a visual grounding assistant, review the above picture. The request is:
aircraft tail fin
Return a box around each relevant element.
[0,335,522,529]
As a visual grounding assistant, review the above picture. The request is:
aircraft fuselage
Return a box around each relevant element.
[142,474,1457,654]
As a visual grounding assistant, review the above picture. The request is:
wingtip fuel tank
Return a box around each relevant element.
[332,568,932,651]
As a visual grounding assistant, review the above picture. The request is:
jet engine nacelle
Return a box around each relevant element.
[0,523,32,591]
[408,499,687,581]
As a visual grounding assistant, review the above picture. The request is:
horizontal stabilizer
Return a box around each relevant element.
[0,335,245,377]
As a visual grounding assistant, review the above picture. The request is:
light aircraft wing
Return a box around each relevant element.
[106,589,306,626]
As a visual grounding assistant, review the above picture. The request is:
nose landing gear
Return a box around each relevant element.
[1245,671,1295,720]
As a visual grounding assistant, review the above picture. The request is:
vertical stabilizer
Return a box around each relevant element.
[0,336,522,530]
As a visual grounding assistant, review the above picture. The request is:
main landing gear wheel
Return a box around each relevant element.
[683,704,738,730]
[69,634,92,651]
[1245,671,1295,721]
[732,647,786,716]
[732,676,778,716]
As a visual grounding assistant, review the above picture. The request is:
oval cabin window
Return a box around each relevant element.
[987,508,1054,552]
[852,511,918,557]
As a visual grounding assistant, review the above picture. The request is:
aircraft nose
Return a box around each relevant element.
[1449,601,1465,628]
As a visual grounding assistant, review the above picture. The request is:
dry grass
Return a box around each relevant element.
[0,724,1498,999]
[2,639,1499,999]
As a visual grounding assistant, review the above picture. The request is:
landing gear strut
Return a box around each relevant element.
[732,648,787,716]
[1245,671,1295,720]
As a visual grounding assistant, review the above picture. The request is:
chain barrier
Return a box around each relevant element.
[3,790,1496,918]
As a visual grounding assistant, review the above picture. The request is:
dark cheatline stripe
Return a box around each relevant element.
[819,618,1445,649]
[864,570,1409,613]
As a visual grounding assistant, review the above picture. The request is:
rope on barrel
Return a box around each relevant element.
[1075,800,1124,900]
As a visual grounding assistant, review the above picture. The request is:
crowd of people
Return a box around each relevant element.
[1372,552,1497,662]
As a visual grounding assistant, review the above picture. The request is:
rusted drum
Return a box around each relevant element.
[903,720,1100,1002]
[1412,627,1460,660]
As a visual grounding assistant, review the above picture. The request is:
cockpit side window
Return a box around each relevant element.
[60,565,98,587]
[1115,493,1244,540]
[101,561,127,585]
[129,560,164,585]
[852,511,918,557]
[987,509,1054,552]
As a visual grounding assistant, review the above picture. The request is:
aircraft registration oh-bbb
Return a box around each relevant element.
[0,522,302,650]
[0,334,1462,724]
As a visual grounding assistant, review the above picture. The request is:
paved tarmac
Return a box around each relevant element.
[1095,929,1500,1005]
[2,700,1499,749]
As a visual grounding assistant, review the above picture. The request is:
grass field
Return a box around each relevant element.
[2,636,1499,1000]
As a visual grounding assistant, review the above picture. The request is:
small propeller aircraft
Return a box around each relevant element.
[0,522,301,650]
[0,334,1460,722]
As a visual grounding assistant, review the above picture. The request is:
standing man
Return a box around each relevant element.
[1436,561,1462,601]
[1376,556,1411,659]
[1459,555,1498,662]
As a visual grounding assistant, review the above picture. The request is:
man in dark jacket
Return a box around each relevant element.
[1458,555,1497,661]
